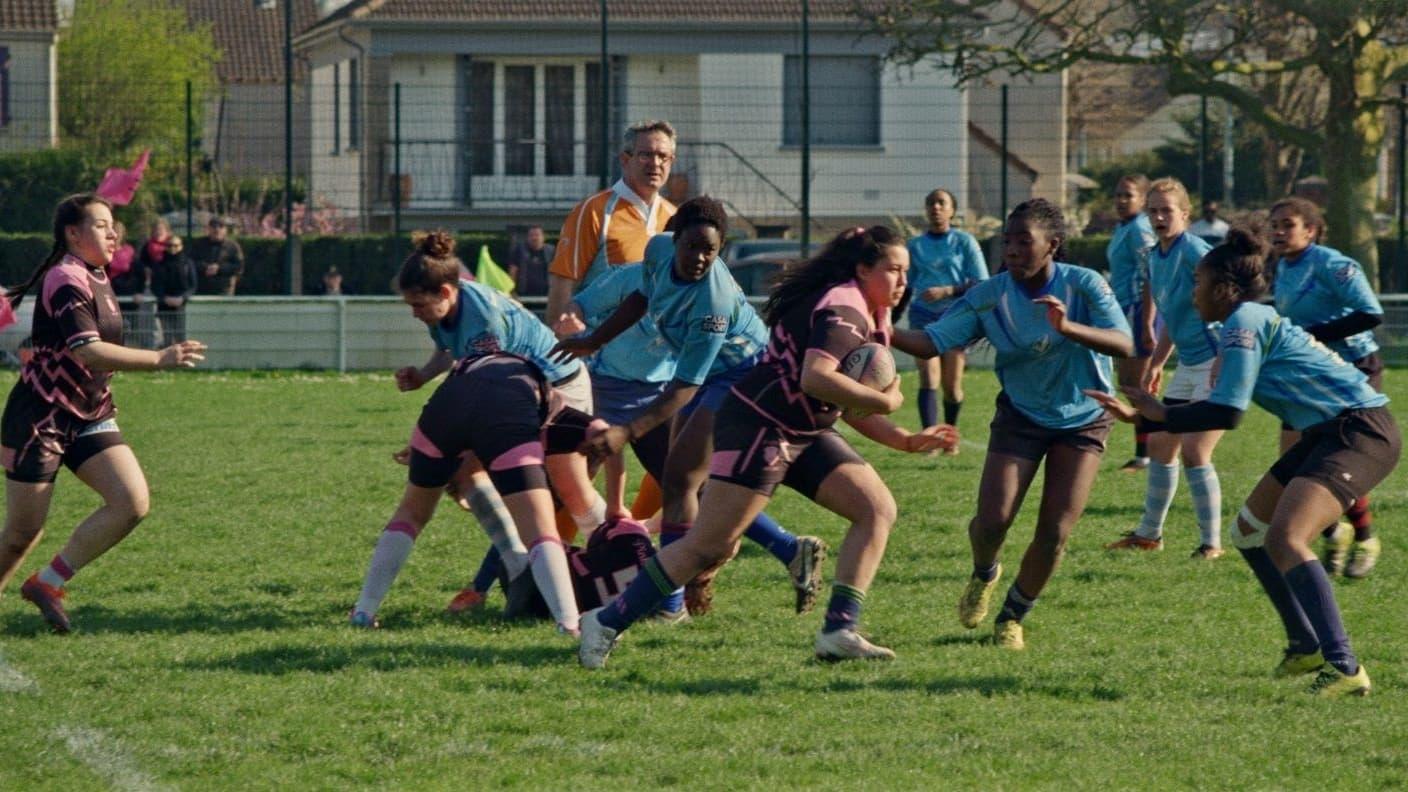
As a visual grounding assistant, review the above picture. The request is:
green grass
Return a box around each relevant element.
[1,369,1406,789]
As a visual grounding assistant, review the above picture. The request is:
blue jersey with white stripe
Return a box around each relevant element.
[571,263,676,384]
[905,229,988,315]
[639,234,767,385]
[924,262,1130,429]
[429,280,579,383]
[1149,232,1217,365]
[1208,303,1388,431]
[1273,244,1382,363]
[1105,213,1156,309]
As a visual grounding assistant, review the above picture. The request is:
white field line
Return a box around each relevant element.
[961,438,987,451]
[0,649,39,694]
[55,726,172,792]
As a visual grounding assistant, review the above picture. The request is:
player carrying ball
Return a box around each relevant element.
[576,225,957,668]
[1088,228,1400,697]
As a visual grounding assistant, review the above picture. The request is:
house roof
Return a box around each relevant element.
[183,0,318,84]
[0,0,58,32]
[315,0,881,28]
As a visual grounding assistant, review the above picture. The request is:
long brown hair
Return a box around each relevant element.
[6,193,114,309]
[762,226,902,325]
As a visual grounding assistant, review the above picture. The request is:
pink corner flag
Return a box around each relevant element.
[95,149,151,206]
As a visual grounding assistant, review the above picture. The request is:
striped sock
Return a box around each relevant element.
[996,583,1036,624]
[743,512,798,565]
[600,556,677,631]
[36,554,74,589]
[466,480,528,579]
[528,537,579,632]
[822,583,866,633]
[354,521,418,616]
[1185,464,1222,548]
[1136,462,1179,540]
[1347,496,1373,541]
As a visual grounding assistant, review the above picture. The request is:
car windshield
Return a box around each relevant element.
[724,239,805,264]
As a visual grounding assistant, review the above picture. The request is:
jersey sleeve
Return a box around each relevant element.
[1206,319,1263,411]
[962,233,990,282]
[807,304,871,364]
[572,263,641,328]
[1322,256,1383,316]
[1080,271,1130,333]
[549,198,604,282]
[923,295,982,353]
[49,283,102,349]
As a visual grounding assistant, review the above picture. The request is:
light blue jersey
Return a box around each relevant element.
[1207,302,1388,431]
[1273,244,1382,363]
[1106,213,1156,309]
[429,280,580,383]
[639,234,768,385]
[1149,232,1217,366]
[905,229,988,315]
[924,262,1131,429]
[572,263,676,384]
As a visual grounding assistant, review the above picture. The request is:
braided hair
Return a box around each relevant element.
[762,225,902,326]
[7,193,113,309]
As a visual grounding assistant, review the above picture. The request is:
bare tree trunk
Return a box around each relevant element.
[1321,69,1385,285]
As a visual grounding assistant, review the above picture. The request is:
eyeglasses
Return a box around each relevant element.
[630,150,675,164]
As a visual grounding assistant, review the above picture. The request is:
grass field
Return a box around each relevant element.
[0,368,1405,790]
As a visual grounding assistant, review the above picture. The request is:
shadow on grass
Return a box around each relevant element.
[869,674,1126,701]
[182,640,565,675]
[0,602,303,637]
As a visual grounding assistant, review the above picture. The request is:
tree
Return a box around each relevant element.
[58,0,219,160]
[863,0,1408,284]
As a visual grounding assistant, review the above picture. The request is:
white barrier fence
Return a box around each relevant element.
[3,294,1406,372]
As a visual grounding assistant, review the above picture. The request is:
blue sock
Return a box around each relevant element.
[657,524,687,614]
[472,547,502,594]
[743,512,799,565]
[600,556,678,632]
[943,399,962,426]
[822,583,866,633]
[1284,561,1357,675]
[996,583,1036,624]
[918,388,938,428]
[1238,547,1317,655]
[973,562,998,583]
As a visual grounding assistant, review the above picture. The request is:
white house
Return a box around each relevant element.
[296,0,1066,234]
[0,0,58,152]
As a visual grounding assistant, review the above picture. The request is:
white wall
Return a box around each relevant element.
[309,61,365,219]
[969,72,1067,207]
[386,54,460,209]
[0,36,57,152]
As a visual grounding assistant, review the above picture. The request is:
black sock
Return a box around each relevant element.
[943,399,962,426]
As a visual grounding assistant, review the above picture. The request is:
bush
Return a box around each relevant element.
[0,149,107,232]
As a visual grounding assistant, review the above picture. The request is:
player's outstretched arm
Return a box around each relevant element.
[74,339,207,371]
[550,291,647,363]
[845,413,959,453]
[889,327,939,359]
[1034,295,1133,358]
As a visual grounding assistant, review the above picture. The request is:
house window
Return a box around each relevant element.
[331,62,341,154]
[463,59,606,180]
[503,66,536,176]
[783,55,881,146]
[545,65,575,176]
[0,47,10,128]
[467,60,495,176]
[348,58,360,149]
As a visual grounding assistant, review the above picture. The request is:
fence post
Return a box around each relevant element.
[284,0,295,295]
[800,0,811,251]
[599,0,610,190]
[1198,95,1208,204]
[1398,83,1406,293]
[185,80,194,238]
[394,82,403,255]
[1000,84,1008,222]
[336,297,347,373]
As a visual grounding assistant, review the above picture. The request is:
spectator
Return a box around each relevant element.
[152,235,197,343]
[506,225,554,297]
[1189,200,1230,244]
[318,266,345,296]
[190,216,244,295]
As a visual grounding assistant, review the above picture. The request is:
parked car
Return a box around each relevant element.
[721,238,813,296]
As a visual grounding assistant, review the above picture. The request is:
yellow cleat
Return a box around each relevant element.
[993,620,1025,650]
[957,564,1002,629]
[1308,664,1371,698]
[1273,649,1324,678]
[1320,522,1353,576]
[1345,536,1381,579]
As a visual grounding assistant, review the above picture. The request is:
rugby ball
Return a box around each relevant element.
[840,342,896,391]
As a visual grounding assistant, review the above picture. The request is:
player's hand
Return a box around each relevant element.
[553,311,586,339]
[1141,365,1163,395]
[158,339,206,368]
[580,424,630,463]
[920,286,947,303]
[1032,295,1068,334]
[1120,385,1168,422]
[391,445,411,465]
[1083,389,1137,423]
[879,375,904,415]
[550,337,599,364]
[394,366,425,391]
[903,424,959,453]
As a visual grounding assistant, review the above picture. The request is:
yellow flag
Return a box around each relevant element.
[476,245,516,295]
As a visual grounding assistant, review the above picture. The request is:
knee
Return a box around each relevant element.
[865,491,898,530]
[111,489,150,527]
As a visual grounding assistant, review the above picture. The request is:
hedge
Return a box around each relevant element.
[0,232,511,295]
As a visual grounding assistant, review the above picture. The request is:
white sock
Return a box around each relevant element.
[354,523,417,616]
[1136,462,1179,540]
[466,479,529,579]
[572,492,608,538]
[1185,464,1223,548]
[528,538,579,632]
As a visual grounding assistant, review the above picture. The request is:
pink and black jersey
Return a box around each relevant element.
[730,280,889,435]
[18,255,124,422]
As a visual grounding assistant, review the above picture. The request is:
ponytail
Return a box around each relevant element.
[7,193,112,310]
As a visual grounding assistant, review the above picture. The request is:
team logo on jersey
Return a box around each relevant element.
[1333,264,1359,284]
[1222,327,1257,350]
[700,315,728,333]
[469,335,502,354]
